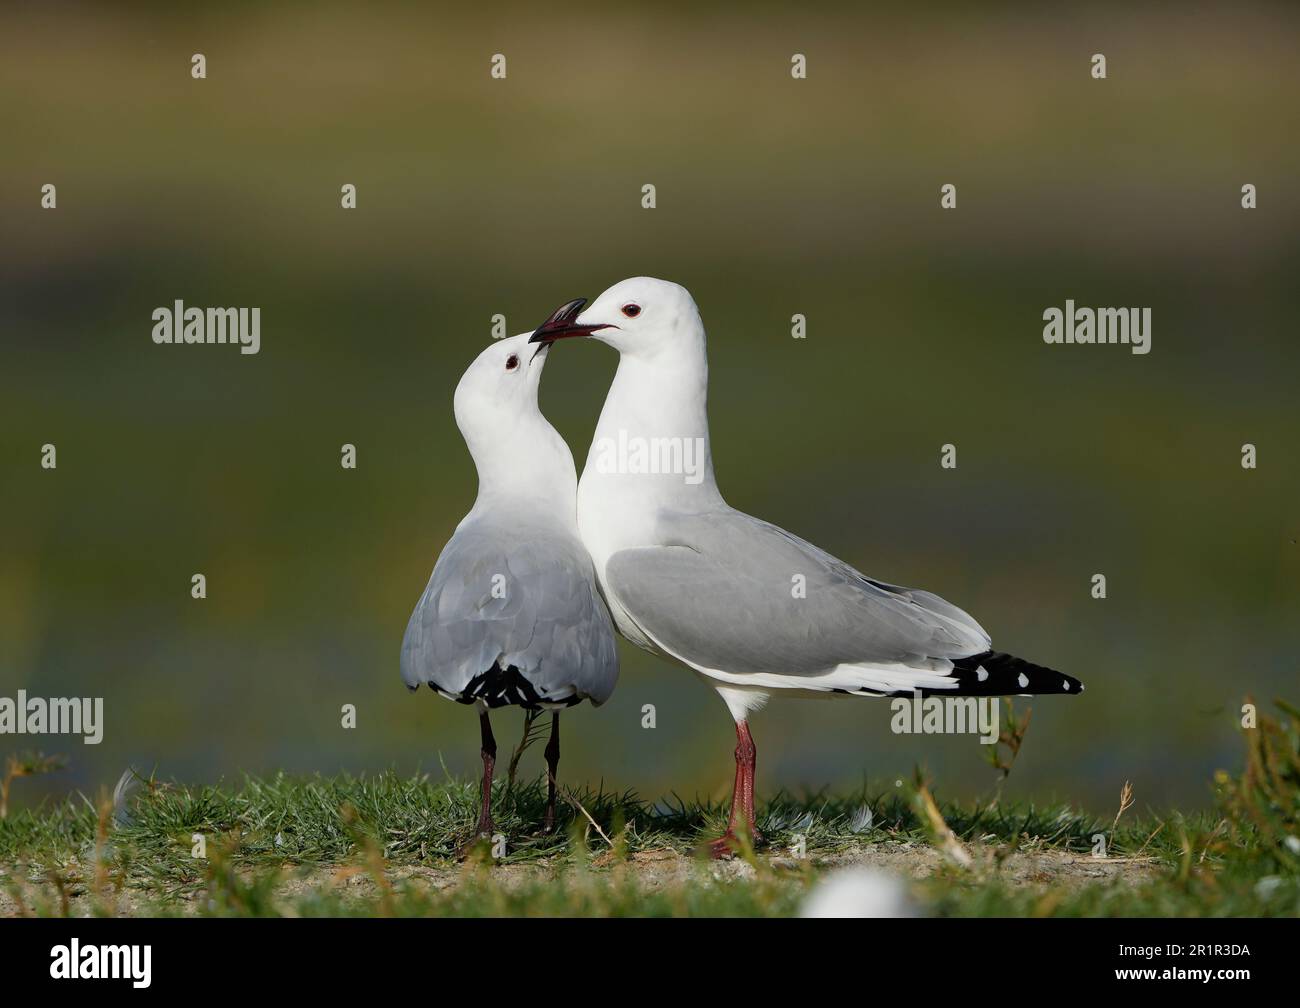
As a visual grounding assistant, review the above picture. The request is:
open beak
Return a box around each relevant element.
[528,298,614,344]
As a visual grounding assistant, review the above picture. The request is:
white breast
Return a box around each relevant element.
[576,468,663,650]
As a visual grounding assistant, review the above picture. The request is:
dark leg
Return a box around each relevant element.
[541,712,561,834]
[473,710,496,839]
[707,719,763,859]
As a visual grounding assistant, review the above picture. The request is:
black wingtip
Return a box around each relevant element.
[944,650,1084,697]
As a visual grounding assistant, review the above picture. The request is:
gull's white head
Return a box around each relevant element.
[528,277,703,361]
[451,331,579,511]
[453,332,554,459]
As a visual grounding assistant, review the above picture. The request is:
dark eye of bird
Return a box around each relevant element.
[506,354,519,370]
[622,303,641,318]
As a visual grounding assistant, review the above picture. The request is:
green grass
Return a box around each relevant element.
[3,700,1299,917]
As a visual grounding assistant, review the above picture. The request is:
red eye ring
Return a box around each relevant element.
[505,354,519,370]
[621,303,641,318]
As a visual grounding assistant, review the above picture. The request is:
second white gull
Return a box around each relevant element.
[530,278,1082,857]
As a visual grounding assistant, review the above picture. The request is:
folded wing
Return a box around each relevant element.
[401,518,618,707]
[604,508,991,679]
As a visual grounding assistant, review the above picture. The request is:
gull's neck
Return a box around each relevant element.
[580,335,725,514]
[465,412,579,531]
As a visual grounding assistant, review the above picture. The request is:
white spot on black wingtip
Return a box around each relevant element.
[977,666,988,682]
[1062,678,1070,691]
[1017,672,1029,689]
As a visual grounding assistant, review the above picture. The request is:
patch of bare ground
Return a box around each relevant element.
[0,839,1162,917]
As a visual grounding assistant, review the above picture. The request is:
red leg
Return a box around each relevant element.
[707,720,762,859]
[727,746,745,831]
[736,720,761,842]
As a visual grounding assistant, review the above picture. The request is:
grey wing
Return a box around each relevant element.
[401,521,618,706]
[604,508,990,678]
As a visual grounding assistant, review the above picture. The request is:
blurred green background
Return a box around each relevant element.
[2,3,1297,815]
